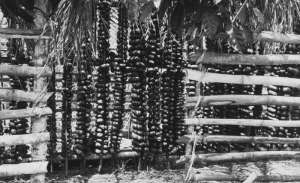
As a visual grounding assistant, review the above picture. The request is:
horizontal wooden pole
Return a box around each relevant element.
[185,118,300,127]
[103,151,139,159]
[257,31,300,44]
[0,63,51,77]
[59,151,180,161]
[188,95,300,106]
[191,174,300,182]
[0,28,51,39]
[177,151,300,164]
[0,161,48,177]
[0,89,53,103]
[0,133,49,146]
[189,52,300,65]
[0,107,52,120]
[60,151,139,161]
[178,135,300,144]
[187,69,300,88]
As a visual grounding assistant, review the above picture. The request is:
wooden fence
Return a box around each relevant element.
[178,31,300,182]
[0,6,52,182]
[2,15,300,183]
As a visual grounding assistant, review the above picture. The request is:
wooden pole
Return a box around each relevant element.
[178,135,300,145]
[184,127,194,170]
[243,172,258,183]
[188,95,300,107]
[0,133,49,146]
[187,69,300,89]
[0,162,48,177]
[191,174,300,182]
[0,28,51,39]
[189,52,300,65]
[177,151,300,164]
[0,89,52,103]
[75,151,139,160]
[185,118,300,127]
[0,107,52,120]
[0,63,52,77]
[257,31,300,44]
[99,151,139,159]
[30,0,51,182]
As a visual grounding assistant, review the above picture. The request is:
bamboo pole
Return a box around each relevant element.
[191,174,300,182]
[187,69,300,89]
[188,95,300,107]
[178,135,300,144]
[0,107,52,120]
[0,133,49,146]
[185,118,300,127]
[0,162,48,177]
[189,52,300,65]
[30,0,51,182]
[0,28,51,39]
[0,63,52,77]
[177,151,300,164]
[257,31,300,44]
[0,89,53,103]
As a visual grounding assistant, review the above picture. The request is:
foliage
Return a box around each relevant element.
[51,0,97,65]
[127,0,300,53]
[2,0,300,63]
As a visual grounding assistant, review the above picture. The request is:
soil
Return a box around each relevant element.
[2,160,300,182]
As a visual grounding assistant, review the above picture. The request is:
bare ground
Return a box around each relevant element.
[44,160,300,183]
[3,160,299,182]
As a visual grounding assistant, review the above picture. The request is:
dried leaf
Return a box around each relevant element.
[170,2,185,35]
[139,1,155,22]
[253,7,264,24]
[127,0,138,22]
[158,0,171,19]
[213,0,223,5]
[230,26,254,52]
[185,25,197,39]
[201,11,221,39]
[191,27,198,42]
[236,2,248,24]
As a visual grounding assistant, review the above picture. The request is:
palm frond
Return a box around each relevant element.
[52,0,97,64]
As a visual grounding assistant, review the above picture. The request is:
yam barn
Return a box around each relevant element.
[1,0,300,182]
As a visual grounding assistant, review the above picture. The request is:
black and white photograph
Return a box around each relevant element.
[1,0,300,182]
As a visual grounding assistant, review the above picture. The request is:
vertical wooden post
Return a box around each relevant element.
[185,126,193,171]
[31,1,50,182]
